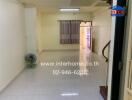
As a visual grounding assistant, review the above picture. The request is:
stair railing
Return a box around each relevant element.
[102,41,111,62]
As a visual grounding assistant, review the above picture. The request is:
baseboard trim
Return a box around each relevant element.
[40,49,79,53]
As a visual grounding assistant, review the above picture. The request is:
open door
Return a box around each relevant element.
[108,0,128,100]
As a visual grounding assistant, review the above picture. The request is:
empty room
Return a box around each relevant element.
[0,0,131,100]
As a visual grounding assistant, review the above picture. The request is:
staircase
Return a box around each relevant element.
[100,41,111,100]
[100,86,108,100]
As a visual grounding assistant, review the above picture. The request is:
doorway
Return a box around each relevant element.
[79,21,92,76]
[80,21,92,53]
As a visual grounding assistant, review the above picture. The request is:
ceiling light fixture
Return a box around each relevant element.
[60,8,80,12]
[61,93,79,96]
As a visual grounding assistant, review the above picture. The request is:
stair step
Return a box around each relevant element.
[100,86,108,100]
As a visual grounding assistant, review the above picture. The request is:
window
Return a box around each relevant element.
[60,20,81,44]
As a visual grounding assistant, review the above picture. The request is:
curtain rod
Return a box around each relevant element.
[57,20,91,22]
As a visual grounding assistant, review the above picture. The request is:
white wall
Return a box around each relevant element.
[92,8,111,56]
[37,11,92,52]
[25,8,38,54]
[0,0,26,91]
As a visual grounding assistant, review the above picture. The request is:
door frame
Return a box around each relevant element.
[108,0,127,100]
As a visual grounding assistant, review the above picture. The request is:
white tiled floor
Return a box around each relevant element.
[0,50,108,100]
